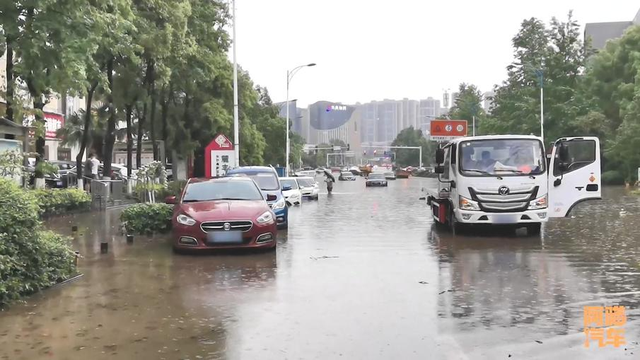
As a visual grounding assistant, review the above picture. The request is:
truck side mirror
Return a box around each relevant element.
[434,165,445,174]
[435,148,445,164]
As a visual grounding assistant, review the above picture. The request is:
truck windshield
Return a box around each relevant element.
[459,139,545,177]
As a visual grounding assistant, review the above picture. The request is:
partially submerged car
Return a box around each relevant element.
[366,173,388,187]
[168,177,277,252]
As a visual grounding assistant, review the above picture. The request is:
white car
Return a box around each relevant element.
[280,177,303,206]
[295,176,319,200]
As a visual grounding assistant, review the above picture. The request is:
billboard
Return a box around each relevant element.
[430,120,467,141]
[309,101,355,130]
[23,111,65,139]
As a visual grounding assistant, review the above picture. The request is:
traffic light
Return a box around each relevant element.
[347,144,350,151]
[314,145,318,155]
[363,150,367,155]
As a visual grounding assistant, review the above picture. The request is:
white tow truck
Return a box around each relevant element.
[424,135,602,234]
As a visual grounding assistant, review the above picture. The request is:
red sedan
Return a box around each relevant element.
[167,177,278,252]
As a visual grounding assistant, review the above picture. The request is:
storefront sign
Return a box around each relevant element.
[24,111,65,139]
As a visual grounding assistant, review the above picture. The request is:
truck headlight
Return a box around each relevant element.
[459,196,480,211]
[272,197,286,210]
[528,195,547,210]
[176,214,196,226]
[256,211,275,224]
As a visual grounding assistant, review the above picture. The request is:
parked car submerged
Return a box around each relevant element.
[279,177,302,206]
[295,177,319,200]
[366,173,388,187]
[226,166,289,229]
[168,177,277,252]
[339,171,356,181]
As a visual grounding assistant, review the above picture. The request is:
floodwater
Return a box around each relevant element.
[1,177,639,359]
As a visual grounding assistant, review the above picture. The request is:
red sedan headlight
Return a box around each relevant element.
[256,211,274,224]
[176,214,196,226]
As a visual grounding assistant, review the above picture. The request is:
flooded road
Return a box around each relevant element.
[1,177,639,359]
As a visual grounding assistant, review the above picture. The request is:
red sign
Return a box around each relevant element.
[44,112,64,138]
[208,133,233,150]
[204,133,234,177]
[430,120,467,141]
[24,111,65,139]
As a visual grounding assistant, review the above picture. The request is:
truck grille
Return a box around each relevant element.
[469,186,538,213]
[201,221,253,232]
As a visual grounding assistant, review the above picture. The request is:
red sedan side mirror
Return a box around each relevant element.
[266,194,277,201]
[165,195,177,204]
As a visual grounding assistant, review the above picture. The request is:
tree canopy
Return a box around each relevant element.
[1,0,303,181]
[390,127,436,167]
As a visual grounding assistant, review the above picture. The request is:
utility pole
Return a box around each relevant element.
[232,0,240,166]
[535,69,544,142]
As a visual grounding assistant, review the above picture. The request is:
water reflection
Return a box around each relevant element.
[430,187,640,358]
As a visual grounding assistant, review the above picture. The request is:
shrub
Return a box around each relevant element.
[0,179,76,307]
[602,170,625,185]
[32,188,91,216]
[120,203,173,234]
[157,180,187,200]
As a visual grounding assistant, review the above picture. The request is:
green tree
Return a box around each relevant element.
[581,25,640,182]
[483,13,588,144]
[13,0,93,175]
[391,127,436,167]
[448,83,485,136]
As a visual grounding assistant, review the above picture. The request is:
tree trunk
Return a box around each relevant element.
[76,83,98,188]
[5,36,14,122]
[161,83,171,143]
[148,63,159,162]
[125,104,133,182]
[34,97,46,166]
[103,57,116,179]
[136,101,146,169]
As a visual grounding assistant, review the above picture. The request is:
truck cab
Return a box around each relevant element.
[425,135,601,234]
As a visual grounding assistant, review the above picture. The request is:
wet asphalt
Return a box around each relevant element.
[0,176,639,359]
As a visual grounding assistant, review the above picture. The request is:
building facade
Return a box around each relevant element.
[584,8,640,50]
[305,101,361,152]
[418,97,441,137]
[0,50,86,162]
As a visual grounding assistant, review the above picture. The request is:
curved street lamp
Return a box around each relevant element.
[286,63,316,176]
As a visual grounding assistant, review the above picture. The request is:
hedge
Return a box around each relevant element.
[0,179,76,307]
[120,203,173,235]
[32,188,91,216]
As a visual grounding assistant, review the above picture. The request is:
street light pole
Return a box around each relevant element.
[472,115,476,137]
[535,69,544,142]
[232,0,240,167]
[285,63,316,176]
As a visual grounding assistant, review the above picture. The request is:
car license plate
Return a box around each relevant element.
[492,215,518,224]
[206,231,243,244]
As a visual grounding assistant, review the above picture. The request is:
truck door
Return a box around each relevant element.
[548,137,601,217]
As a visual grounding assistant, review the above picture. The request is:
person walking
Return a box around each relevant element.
[90,153,100,180]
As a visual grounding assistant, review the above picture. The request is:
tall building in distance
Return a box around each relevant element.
[483,91,495,114]
[451,92,460,107]
[418,97,441,137]
[306,101,361,152]
[442,90,450,108]
[584,8,640,50]
[286,96,446,149]
[400,98,419,132]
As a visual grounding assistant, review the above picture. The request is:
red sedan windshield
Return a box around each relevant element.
[182,181,263,202]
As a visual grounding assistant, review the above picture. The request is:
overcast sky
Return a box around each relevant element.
[231,1,639,107]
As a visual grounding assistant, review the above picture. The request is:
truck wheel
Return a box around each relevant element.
[526,223,541,236]
[450,212,463,235]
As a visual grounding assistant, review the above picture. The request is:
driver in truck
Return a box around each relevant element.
[479,150,496,170]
